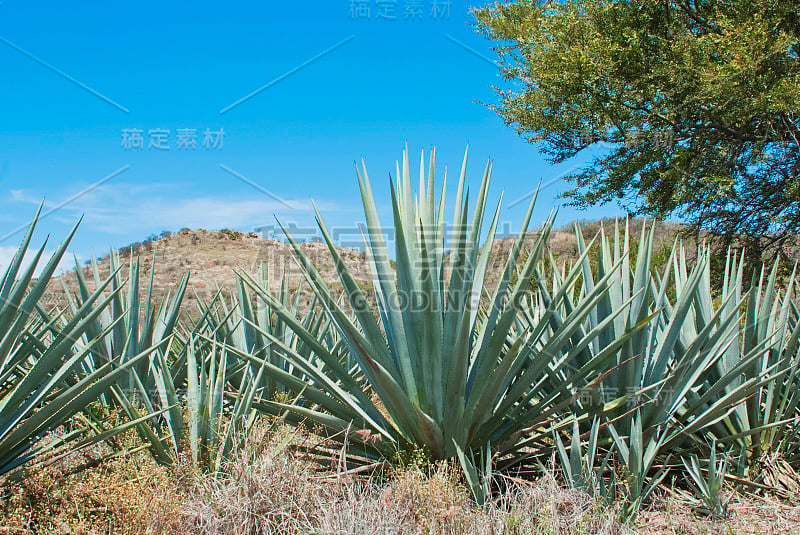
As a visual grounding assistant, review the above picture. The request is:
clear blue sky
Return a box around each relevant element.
[0,0,618,267]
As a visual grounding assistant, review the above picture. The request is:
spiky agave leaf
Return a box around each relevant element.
[681,440,731,518]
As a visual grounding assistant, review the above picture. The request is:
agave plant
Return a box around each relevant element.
[0,208,156,476]
[201,267,345,404]
[551,416,614,499]
[522,220,799,514]
[558,222,754,438]
[607,411,671,521]
[115,268,327,470]
[40,248,191,456]
[238,146,640,472]
[57,249,189,398]
[681,441,731,518]
[701,254,800,474]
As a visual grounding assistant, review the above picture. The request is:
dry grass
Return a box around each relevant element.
[636,491,800,534]
[1,421,623,535]
[177,448,624,535]
[0,446,184,534]
[4,424,800,535]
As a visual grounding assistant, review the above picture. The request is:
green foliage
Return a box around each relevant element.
[60,249,189,401]
[608,412,671,521]
[540,218,800,517]
[203,267,343,406]
[114,268,328,472]
[552,417,614,500]
[5,150,800,525]
[701,255,800,472]
[222,148,800,513]
[476,0,800,253]
[681,441,731,518]
[240,146,632,473]
[454,442,493,506]
[0,208,153,476]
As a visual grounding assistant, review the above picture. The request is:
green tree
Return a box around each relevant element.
[476,0,800,258]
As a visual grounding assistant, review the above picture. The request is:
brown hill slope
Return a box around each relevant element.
[47,220,696,316]
[48,228,374,317]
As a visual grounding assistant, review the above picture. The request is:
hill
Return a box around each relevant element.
[47,219,699,316]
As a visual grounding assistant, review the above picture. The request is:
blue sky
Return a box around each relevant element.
[0,0,619,268]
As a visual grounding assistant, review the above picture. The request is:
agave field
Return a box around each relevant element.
[3,147,800,527]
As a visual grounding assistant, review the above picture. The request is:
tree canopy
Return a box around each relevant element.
[476,0,800,256]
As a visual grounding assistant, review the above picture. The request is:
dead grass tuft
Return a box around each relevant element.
[0,448,184,535]
[176,439,624,535]
[637,491,800,534]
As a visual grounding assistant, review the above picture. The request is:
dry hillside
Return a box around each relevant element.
[46,219,697,316]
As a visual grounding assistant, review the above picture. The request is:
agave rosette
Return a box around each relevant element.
[238,147,639,466]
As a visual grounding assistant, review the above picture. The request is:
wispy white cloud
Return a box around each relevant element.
[9,190,29,203]
[6,182,345,237]
[0,245,79,278]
